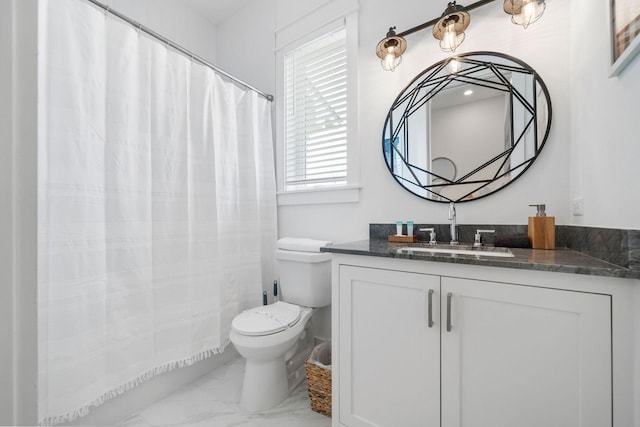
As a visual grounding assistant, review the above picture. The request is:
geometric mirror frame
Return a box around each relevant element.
[382,51,552,203]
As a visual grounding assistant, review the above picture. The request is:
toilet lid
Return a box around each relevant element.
[231,301,301,336]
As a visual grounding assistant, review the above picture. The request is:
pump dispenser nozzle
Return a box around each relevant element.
[529,204,546,217]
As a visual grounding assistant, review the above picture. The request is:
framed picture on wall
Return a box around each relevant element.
[610,0,640,76]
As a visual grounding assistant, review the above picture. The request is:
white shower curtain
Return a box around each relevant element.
[37,0,277,424]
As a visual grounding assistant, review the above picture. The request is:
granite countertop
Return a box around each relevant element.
[321,239,640,279]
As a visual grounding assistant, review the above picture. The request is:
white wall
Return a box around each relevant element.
[569,0,640,229]
[0,1,39,425]
[0,1,16,422]
[215,0,275,97]
[217,0,639,237]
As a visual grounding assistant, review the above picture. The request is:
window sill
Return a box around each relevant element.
[277,185,360,206]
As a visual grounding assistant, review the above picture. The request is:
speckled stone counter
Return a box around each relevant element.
[368,223,640,272]
[321,239,640,280]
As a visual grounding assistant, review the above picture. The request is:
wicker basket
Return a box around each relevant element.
[305,342,332,417]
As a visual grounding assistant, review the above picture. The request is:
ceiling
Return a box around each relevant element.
[180,0,254,25]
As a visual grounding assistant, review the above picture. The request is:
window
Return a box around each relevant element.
[275,3,359,205]
[284,28,348,191]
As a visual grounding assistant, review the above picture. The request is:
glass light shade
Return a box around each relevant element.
[381,51,402,71]
[503,0,546,29]
[439,20,465,52]
[432,3,470,53]
[376,28,407,72]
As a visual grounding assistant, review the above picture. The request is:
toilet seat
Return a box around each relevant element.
[232,301,301,337]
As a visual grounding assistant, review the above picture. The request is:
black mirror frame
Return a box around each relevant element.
[382,51,552,203]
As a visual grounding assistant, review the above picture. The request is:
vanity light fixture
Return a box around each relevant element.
[376,0,546,71]
[376,27,408,71]
[432,2,470,53]
[503,0,546,29]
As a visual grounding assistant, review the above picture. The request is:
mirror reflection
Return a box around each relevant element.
[382,52,552,203]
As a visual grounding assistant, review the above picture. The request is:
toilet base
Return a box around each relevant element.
[240,357,289,412]
[230,306,315,412]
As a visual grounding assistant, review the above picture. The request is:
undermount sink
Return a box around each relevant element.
[396,245,515,258]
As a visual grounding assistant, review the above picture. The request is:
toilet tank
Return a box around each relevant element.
[276,249,332,307]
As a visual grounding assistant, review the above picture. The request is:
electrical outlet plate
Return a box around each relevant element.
[572,197,584,216]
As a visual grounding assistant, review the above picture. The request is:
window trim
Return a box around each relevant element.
[276,185,360,206]
[275,8,359,205]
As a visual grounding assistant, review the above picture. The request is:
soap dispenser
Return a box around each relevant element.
[528,204,555,249]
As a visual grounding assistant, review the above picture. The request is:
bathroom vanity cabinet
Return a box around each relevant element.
[329,253,637,427]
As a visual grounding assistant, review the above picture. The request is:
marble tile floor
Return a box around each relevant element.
[116,357,332,427]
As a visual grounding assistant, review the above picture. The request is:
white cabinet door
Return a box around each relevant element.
[441,277,612,427]
[338,265,440,427]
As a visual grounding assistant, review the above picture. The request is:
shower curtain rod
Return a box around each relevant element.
[85,0,274,102]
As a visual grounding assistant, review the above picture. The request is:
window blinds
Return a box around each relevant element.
[285,28,347,189]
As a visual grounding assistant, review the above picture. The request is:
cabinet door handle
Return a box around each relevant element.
[427,289,434,328]
[446,292,453,332]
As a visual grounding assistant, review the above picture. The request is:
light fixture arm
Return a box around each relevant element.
[376,0,546,71]
[395,0,497,38]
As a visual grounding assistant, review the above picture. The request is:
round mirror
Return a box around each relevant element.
[382,51,552,203]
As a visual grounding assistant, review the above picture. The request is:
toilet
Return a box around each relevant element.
[229,237,332,412]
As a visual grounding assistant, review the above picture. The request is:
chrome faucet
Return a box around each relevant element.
[448,202,458,245]
[474,229,495,247]
[419,227,437,244]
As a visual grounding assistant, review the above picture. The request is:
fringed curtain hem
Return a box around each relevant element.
[38,341,231,426]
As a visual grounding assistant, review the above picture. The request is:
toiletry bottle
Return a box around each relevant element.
[528,204,555,249]
[396,221,403,236]
[273,280,279,302]
[407,221,414,237]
